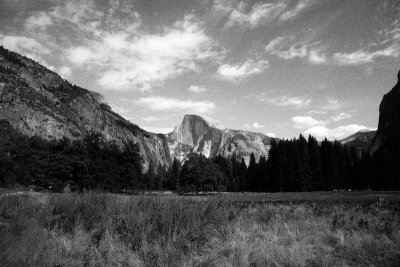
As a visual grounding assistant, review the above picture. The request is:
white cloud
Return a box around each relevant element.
[216,0,314,28]
[51,10,218,91]
[280,0,313,21]
[331,112,352,122]
[226,2,287,28]
[263,95,311,109]
[141,116,169,122]
[142,127,173,134]
[304,124,375,141]
[67,46,96,65]
[333,45,400,65]
[25,12,52,30]
[252,122,265,129]
[308,50,327,64]
[266,132,276,138]
[217,59,269,81]
[307,110,327,115]
[265,36,327,64]
[134,96,216,114]
[322,98,344,111]
[0,34,50,58]
[188,85,207,93]
[58,66,72,78]
[279,45,308,60]
[110,105,130,114]
[265,36,287,52]
[291,116,327,129]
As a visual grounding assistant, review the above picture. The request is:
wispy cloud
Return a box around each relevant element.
[304,124,376,141]
[141,127,173,134]
[280,0,314,21]
[252,122,265,129]
[0,34,50,60]
[322,98,345,111]
[262,95,312,109]
[265,35,327,64]
[217,59,269,81]
[333,45,400,65]
[291,116,327,129]
[25,12,52,30]
[188,85,207,93]
[58,66,72,78]
[15,1,220,91]
[215,0,314,28]
[134,96,216,114]
[63,14,219,91]
[110,105,130,115]
[140,116,169,122]
[330,112,352,122]
[224,1,287,28]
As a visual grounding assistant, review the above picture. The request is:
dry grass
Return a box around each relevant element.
[0,191,400,266]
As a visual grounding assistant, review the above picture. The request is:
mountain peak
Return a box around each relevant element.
[182,114,225,130]
[168,114,273,164]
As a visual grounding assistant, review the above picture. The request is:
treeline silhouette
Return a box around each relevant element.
[0,119,397,192]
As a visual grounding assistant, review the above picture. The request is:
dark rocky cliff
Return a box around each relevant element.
[0,46,171,171]
[369,70,400,156]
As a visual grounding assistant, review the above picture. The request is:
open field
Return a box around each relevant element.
[1,191,400,266]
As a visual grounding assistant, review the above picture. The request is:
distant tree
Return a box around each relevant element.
[180,153,226,192]
[308,135,323,191]
[168,158,181,191]
[255,156,268,192]
[247,153,257,191]
[266,139,279,192]
[238,157,247,191]
[298,135,312,191]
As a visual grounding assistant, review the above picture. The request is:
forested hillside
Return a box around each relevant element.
[1,118,396,192]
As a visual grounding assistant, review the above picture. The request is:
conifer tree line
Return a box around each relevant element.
[0,119,397,192]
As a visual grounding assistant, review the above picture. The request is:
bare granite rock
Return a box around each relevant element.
[167,114,274,165]
[0,46,171,171]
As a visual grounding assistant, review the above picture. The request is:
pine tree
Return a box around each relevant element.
[238,157,247,191]
[266,139,279,192]
[169,158,181,191]
[247,153,257,191]
[308,135,323,191]
[298,135,312,191]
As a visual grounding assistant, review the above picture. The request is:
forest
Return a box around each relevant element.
[0,119,398,192]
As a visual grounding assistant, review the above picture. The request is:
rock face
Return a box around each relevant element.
[340,130,376,156]
[369,70,400,156]
[167,114,273,164]
[0,47,171,171]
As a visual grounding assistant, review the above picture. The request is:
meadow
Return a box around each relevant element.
[0,190,400,266]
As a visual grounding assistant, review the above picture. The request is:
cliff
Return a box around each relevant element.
[167,114,273,164]
[369,70,400,156]
[0,46,171,171]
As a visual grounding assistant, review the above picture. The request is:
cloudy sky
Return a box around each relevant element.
[1,0,399,140]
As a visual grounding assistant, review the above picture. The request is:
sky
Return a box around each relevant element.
[0,0,399,140]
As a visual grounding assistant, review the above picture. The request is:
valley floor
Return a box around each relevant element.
[0,190,400,266]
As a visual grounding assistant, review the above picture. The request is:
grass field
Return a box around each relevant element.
[1,191,400,266]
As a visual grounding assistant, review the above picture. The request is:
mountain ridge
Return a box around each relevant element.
[340,130,376,156]
[1,46,384,170]
[166,114,274,164]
